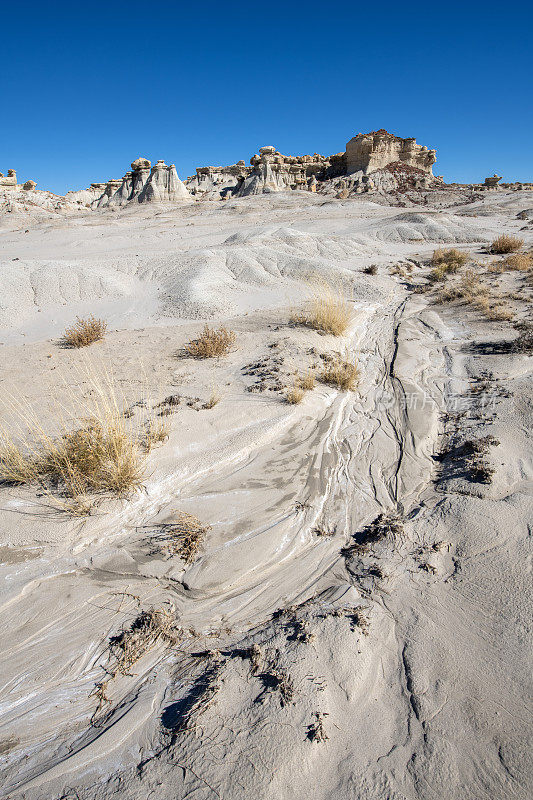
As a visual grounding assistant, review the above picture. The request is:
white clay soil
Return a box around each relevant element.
[0,189,532,799]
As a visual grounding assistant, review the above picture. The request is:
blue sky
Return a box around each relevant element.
[1,0,532,194]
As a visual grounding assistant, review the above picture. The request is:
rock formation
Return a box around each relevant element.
[187,162,250,197]
[96,158,190,207]
[484,174,502,188]
[345,130,436,175]
[238,145,339,196]
[185,131,438,199]
[0,169,17,187]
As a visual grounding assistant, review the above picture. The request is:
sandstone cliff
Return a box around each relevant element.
[186,131,438,199]
[345,130,436,175]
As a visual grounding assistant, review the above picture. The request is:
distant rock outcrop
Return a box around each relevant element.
[484,174,502,188]
[186,131,438,199]
[96,158,191,207]
[237,146,339,196]
[345,130,436,175]
[0,169,17,187]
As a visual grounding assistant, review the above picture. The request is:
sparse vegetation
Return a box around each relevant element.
[431,248,468,270]
[474,296,513,321]
[342,513,403,555]
[286,382,305,404]
[313,524,336,537]
[149,512,211,563]
[363,264,377,275]
[436,270,489,304]
[246,643,263,675]
[320,354,359,391]
[62,315,107,348]
[307,712,329,742]
[185,325,236,358]
[0,441,37,485]
[143,418,169,449]
[203,387,221,409]
[92,605,180,719]
[291,283,352,336]
[436,271,514,321]
[0,419,144,506]
[429,248,468,281]
[0,371,158,513]
[435,435,498,485]
[260,666,295,706]
[351,608,370,635]
[298,370,316,390]
[47,421,144,499]
[491,235,523,254]
[109,606,179,675]
[501,253,532,271]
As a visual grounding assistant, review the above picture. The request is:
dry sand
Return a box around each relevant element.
[0,189,531,799]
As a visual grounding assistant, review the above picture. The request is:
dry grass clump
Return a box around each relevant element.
[202,387,221,409]
[342,513,403,556]
[0,441,37,485]
[436,270,489,304]
[0,367,158,513]
[474,296,514,321]
[429,248,468,281]
[185,325,236,358]
[62,315,107,348]
[298,370,316,390]
[142,419,169,450]
[92,604,180,718]
[435,270,513,320]
[109,606,180,676]
[286,383,305,404]
[42,421,144,496]
[491,235,523,254]
[431,248,468,270]
[501,253,532,271]
[291,283,352,336]
[153,512,211,563]
[320,354,359,391]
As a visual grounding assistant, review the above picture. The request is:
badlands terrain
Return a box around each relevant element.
[0,183,532,799]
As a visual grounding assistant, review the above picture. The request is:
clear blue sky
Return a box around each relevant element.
[1,1,532,194]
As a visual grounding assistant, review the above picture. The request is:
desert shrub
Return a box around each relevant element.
[185,325,236,358]
[286,383,305,404]
[431,248,468,269]
[461,270,488,295]
[298,370,316,390]
[291,283,352,336]
[491,235,523,254]
[320,354,359,391]
[430,264,451,282]
[62,315,107,347]
[501,253,532,271]
[429,248,468,281]
[363,264,378,275]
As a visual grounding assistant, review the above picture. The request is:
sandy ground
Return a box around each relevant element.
[0,190,532,799]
